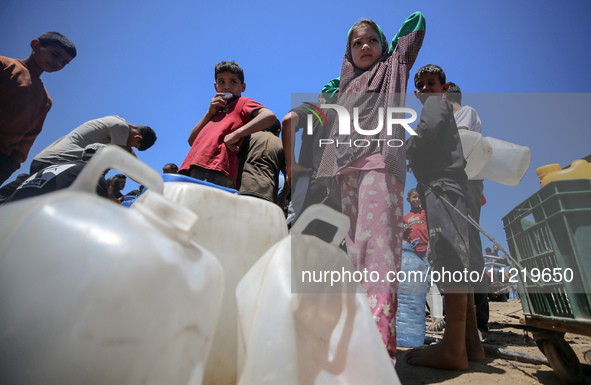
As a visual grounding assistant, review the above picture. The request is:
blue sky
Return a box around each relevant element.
[2,0,591,254]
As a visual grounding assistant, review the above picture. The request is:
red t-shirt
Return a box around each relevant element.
[403,207,429,252]
[179,97,264,184]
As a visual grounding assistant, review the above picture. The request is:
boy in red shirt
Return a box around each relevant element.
[179,61,276,189]
[404,188,444,325]
[403,188,429,260]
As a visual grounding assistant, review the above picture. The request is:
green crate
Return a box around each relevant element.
[502,179,591,320]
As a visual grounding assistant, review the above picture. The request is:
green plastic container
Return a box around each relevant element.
[503,179,591,321]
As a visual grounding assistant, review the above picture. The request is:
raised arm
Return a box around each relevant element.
[388,11,426,62]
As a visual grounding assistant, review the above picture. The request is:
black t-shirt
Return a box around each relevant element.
[5,161,108,203]
[406,96,467,184]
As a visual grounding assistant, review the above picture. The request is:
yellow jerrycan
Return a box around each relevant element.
[537,159,591,187]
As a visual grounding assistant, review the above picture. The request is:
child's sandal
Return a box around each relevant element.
[426,318,446,334]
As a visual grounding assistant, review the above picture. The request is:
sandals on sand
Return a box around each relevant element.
[427,318,446,333]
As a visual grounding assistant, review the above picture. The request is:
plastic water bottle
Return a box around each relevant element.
[396,242,428,347]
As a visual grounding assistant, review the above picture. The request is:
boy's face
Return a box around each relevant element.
[214,72,245,97]
[31,40,73,73]
[408,191,421,209]
[350,24,381,70]
[414,73,449,105]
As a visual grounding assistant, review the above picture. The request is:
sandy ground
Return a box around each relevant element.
[395,299,591,384]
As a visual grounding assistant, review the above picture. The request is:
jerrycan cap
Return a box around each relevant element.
[133,190,197,234]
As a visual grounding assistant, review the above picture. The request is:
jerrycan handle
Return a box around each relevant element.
[291,204,350,247]
[70,145,163,195]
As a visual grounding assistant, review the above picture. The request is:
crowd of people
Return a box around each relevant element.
[2,12,512,373]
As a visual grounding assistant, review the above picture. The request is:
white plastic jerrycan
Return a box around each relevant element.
[235,204,402,385]
[0,145,224,385]
[474,136,532,186]
[458,130,493,178]
[154,175,288,385]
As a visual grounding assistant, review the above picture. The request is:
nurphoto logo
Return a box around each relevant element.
[308,104,419,148]
[303,102,328,127]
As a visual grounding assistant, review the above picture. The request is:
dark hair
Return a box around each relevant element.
[115,174,126,179]
[163,163,178,173]
[445,82,462,105]
[135,126,157,151]
[414,64,446,88]
[37,32,77,58]
[407,188,418,199]
[215,61,244,83]
[107,176,121,190]
[264,119,281,136]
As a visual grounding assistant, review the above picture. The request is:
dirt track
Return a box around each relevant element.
[395,299,591,384]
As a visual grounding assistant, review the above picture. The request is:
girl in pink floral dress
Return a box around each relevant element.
[317,12,425,365]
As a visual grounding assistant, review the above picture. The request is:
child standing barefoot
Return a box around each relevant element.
[406,64,484,370]
[317,12,425,366]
